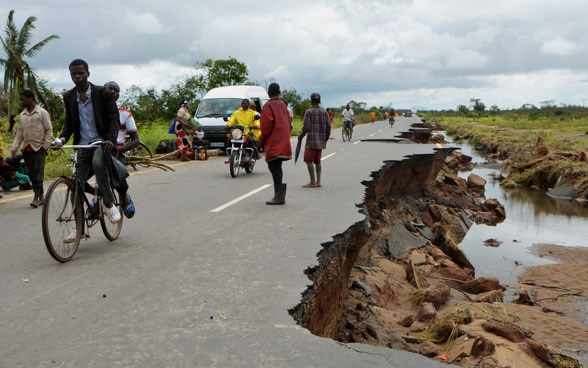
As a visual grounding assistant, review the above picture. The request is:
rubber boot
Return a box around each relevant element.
[266,183,286,205]
[277,183,287,204]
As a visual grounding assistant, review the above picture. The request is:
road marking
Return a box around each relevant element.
[322,153,336,161]
[211,184,271,212]
[353,140,361,145]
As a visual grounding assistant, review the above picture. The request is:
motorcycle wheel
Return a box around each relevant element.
[229,150,241,178]
[245,162,254,173]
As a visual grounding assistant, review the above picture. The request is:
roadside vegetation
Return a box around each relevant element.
[421,103,588,198]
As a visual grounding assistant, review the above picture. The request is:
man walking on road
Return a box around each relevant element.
[259,82,292,205]
[10,89,53,207]
[299,93,331,188]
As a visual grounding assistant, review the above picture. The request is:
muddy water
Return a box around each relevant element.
[450,139,588,288]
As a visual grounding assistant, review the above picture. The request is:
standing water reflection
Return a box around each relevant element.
[449,139,588,286]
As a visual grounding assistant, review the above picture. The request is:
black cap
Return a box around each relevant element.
[310,93,321,103]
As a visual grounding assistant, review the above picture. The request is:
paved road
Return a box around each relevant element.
[0,117,456,367]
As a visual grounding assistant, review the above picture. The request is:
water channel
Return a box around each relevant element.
[445,136,588,289]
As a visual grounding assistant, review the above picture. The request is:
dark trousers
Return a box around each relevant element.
[115,154,129,196]
[267,158,285,186]
[22,149,47,190]
[75,146,115,206]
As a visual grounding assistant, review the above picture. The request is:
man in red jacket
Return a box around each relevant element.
[259,83,292,205]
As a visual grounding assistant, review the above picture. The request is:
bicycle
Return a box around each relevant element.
[42,141,123,262]
[125,136,152,171]
[342,120,353,142]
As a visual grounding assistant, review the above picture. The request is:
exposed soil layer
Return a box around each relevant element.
[290,130,587,368]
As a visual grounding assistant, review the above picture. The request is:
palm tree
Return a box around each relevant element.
[0,10,59,131]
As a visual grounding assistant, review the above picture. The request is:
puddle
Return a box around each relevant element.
[449,137,588,286]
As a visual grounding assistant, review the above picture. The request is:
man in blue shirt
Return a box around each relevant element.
[56,59,121,223]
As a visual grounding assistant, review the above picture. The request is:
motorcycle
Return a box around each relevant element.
[389,116,395,126]
[225,125,256,178]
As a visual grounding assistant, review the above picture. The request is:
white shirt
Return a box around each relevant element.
[116,107,138,147]
[342,108,354,121]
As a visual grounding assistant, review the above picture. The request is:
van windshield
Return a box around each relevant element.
[195,98,242,118]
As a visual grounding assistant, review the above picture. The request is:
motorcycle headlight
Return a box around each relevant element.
[231,129,243,140]
[195,130,204,139]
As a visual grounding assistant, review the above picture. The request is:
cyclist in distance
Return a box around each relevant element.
[54,59,121,223]
[342,104,355,133]
[104,81,137,219]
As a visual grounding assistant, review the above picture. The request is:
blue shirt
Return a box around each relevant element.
[78,87,100,144]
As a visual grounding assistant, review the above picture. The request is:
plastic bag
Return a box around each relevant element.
[168,120,176,134]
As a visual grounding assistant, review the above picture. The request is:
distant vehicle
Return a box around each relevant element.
[194,86,269,151]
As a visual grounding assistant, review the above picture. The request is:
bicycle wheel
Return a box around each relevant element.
[342,126,351,142]
[128,141,152,170]
[42,177,83,262]
[100,192,123,241]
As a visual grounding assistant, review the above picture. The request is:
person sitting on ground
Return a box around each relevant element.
[175,99,200,161]
[104,81,137,218]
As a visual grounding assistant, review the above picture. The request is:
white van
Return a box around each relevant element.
[194,85,269,150]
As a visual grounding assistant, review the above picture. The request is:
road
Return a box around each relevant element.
[0,117,456,367]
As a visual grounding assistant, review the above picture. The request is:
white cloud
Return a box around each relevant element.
[541,38,580,56]
[4,0,588,110]
[128,12,168,35]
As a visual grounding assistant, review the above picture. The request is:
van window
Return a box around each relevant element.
[195,98,242,118]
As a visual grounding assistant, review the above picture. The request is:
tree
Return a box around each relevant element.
[280,88,303,116]
[193,57,249,95]
[0,10,59,131]
[470,98,486,113]
[346,100,367,112]
[458,105,470,116]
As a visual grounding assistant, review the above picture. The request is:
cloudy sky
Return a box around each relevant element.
[3,0,588,111]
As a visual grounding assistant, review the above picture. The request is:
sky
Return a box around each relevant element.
[3,0,588,111]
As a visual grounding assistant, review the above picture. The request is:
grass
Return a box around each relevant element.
[422,113,588,196]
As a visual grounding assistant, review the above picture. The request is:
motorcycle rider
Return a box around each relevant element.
[342,104,355,133]
[225,98,260,163]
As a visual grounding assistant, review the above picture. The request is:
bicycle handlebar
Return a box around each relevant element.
[56,141,104,150]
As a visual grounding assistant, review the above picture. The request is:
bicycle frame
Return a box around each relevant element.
[42,141,123,262]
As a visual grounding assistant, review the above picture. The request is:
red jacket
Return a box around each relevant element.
[259,98,292,162]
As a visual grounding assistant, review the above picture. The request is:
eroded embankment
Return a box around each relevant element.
[289,135,584,367]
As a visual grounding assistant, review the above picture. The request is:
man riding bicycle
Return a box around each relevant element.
[342,104,355,133]
[225,98,261,162]
[53,59,121,223]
